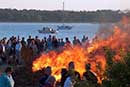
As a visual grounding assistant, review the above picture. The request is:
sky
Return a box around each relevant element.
[0,0,130,11]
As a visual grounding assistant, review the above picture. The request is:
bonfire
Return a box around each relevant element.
[32,16,130,84]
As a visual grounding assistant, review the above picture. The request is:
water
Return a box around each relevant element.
[0,23,100,41]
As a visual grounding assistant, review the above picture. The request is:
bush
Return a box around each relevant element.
[103,50,130,87]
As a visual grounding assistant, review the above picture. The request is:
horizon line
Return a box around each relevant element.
[0,7,129,12]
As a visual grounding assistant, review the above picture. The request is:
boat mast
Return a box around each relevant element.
[63,1,64,12]
[62,1,65,26]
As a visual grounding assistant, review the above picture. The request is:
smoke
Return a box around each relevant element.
[96,23,114,40]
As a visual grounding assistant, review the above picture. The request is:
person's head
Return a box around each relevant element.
[61,38,64,42]
[85,63,91,71]
[68,61,75,70]
[29,35,31,39]
[44,37,46,40]
[65,37,69,41]
[49,35,51,38]
[61,68,67,76]
[35,36,38,39]
[22,37,25,40]
[45,66,52,75]
[52,36,56,40]
[86,36,88,40]
[58,39,61,42]
[74,36,76,40]
[5,67,13,75]
[31,39,35,44]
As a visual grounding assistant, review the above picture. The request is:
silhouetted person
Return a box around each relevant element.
[65,37,71,48]
[21,37,26,46]
[52,36,58,49]
[63,61,80,87]
[60,38,65,47]
[64,69,76,87]
[27,35,32,46]
[83,63,98,84]
[39,66,56,87]
[73,36,78,45]
[60,68,68,87]
[68,61,80,80]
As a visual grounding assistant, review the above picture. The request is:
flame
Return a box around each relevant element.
[32,17,130,84]
[32,45,107,83]
[32,46,88,80]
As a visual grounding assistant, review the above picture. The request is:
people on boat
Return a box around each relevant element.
[39,27,57,34]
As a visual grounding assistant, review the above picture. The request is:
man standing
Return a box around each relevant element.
[39,66,56,87]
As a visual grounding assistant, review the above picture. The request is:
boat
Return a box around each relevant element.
[38,27,58,34]
[57,2,73,30]
[57,24,72,30]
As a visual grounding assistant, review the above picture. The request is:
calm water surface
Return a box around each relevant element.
[0,23,100,41]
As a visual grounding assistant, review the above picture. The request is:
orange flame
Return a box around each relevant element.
[32,18,130,84]
[32,46,88,80]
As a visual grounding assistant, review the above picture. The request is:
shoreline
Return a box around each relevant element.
[0,22,116,24]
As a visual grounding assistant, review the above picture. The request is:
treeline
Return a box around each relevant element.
[0,9,129,22]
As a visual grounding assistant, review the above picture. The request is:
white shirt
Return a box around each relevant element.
[7,75,15,87]
[64,77,74,87]
[2,44,5,53]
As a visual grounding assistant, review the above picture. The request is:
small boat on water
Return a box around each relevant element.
[38,27,58,34]
[57,2,73,30]
[57,25,72,30]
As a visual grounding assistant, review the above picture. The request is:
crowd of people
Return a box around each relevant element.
[39,62,98,87]
[0,35,96,87]
[0,35,89,65]
[0,62,98,87]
